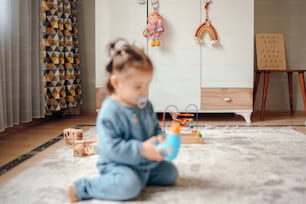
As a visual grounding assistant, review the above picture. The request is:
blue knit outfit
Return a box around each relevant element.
[74,97,178,201]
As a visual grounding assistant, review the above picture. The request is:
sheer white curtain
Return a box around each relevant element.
[0,0,44,132]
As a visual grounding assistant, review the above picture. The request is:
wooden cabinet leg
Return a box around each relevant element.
[261,72,270,120]
[253,72,261,105]
[298,72,306,112]
[287,72,294,115]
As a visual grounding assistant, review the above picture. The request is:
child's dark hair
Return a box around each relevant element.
[105,38,153,94]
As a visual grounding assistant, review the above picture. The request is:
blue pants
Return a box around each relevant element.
[74,161,178,201]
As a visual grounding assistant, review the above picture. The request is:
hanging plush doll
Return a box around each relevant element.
[143,12,164,47]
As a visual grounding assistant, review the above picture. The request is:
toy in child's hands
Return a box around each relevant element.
[155,123,181,161]
[143,12,164,47]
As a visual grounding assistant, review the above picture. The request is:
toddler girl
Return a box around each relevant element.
[67,39,178,202]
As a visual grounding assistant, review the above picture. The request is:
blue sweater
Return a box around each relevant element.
[96,96,163,170]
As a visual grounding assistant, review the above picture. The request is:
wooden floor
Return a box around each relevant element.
[0,111,305,184]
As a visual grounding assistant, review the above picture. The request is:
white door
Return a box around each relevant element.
[148,0,201,112]
[200,0,254,88]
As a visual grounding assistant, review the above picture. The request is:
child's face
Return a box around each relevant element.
[112,68,153,108]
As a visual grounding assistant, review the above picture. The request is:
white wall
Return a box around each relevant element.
[77,0,96,112]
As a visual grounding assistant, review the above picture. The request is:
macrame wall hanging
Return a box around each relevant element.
[194,0,219,47]
[141,0,164,47]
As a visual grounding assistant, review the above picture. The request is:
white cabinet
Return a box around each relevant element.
[147,0,201,113]
[200,0,254,123]
[95,0,254,123]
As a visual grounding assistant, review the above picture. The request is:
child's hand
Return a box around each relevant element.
[141,137,164,162]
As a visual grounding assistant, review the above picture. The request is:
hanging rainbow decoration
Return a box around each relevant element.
[194,0,219,47]
[194,20,218,45]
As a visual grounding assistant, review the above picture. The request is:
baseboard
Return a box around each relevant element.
[0,115,56,137]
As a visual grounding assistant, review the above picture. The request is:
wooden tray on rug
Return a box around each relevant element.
[181,132,203,144]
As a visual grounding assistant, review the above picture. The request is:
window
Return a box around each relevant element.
[0,0,8,28]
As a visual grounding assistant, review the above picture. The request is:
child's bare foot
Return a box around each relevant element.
[67,184,79,202]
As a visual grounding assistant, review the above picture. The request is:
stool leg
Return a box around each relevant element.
[287,72,294,115]
[253,72,261,105]
[298,72,306,112]
[261,72,270,120]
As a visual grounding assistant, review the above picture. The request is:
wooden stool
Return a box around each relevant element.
[254,69,306,120]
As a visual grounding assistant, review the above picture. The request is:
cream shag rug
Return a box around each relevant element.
[1,126,306,204]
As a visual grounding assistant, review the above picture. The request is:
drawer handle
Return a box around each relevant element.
[224,97,232,102]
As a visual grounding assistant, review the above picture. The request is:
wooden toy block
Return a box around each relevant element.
[64,128,83,146]
[73,139,98,157]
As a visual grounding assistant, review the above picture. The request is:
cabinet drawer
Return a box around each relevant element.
[201,88,253,110]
